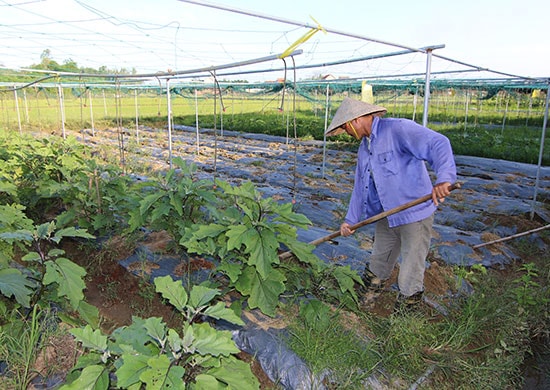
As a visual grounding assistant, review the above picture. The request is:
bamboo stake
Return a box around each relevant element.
[473,223,550,249]
[279,182,461,260]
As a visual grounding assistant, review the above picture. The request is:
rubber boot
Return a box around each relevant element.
[394,291,424,313]
[359,270,385,307]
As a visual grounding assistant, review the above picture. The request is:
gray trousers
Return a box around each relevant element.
[367,214,434,297]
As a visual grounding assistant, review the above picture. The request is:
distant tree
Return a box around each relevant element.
[62,59,79,73]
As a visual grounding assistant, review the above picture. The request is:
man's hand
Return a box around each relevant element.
[340,222,355,237]
[432,182,452,206]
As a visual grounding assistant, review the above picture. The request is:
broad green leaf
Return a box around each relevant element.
[144,317,167,345]
[225,224,250,251]
[165,167,176,183]
[207,358,260,390]
[0,268,34,307]
[169,193,183,216]
[70,325,108,352]
[191,323,240,357]
[59,364,109,390]
[150,202,171,223]
[139,355,185,390]
[77,301,100,328]
[47,248,66,258]
[21,251,41,262]
[36,221,55,240]
[193,374,223,389]
[0,204,33,230]
[217,259,242,283]
[333,265,361,294]
[273,202,312,227]
[189,224,227,240]
[168,328,185,354]
[245,228,278,279]
[272,222,298,239]
[0,230,33,243]
[182,323,195,353]
[116,354,150,389]
[203,302,244,326]
[43,257,86,309]
[154,275,188,311]
[0,180,17,195]
[54,226,95,240]
[71,352,103,371]
[111,317,153,355]
[278,238,321,270]
[189,285,220,308]
[239,267,286,317]
[139,192,165,216]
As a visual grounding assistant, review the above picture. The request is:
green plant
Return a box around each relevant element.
[62,275,259,389]
[56,161,137,236]
[512,262,547,309]
[287,299,379,387]
[0,305,44,389]
[0,220,98,326]
[180,179,360,316]
[127,157,216,243]
[453,263,487,288]
[0,203,34,265]
[0,130,134,236]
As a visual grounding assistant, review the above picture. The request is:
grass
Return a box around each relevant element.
[285,300,382,388]
[0,306,64,389]
[285,237,550,389]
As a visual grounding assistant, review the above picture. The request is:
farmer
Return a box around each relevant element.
[325,97,457,311]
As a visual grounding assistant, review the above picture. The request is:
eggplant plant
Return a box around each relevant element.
[0,220,98,326]
[61,275,259,389]
[180,179,360,316]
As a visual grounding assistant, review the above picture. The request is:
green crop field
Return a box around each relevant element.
[1,84,548,165]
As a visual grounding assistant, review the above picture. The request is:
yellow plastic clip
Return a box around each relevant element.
[279,16,326,59]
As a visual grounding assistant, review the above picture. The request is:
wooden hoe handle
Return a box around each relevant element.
[279,182,461,260]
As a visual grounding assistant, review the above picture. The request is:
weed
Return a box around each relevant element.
[0,306,57,389]
[512,262,548,309]
[287,300,380,387]
[453,263,487,288]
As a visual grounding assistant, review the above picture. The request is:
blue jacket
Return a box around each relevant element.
[345,117,456,228]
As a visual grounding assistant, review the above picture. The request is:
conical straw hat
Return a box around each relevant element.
[325,97,387,136]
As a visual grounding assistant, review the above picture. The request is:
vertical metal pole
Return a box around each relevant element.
[501,92,509,134]
[422,48,433,127]
[464,89,470,132]
[88,89,95,137]
[412,88,418,121]
[220,104,224,137]
[526,93,533,127]
[57,84,66,139]
[23,89,29,123]
[14,88,22,135]
[322,83,330,179]
[102,89,108,117]
[530,81,550,220]
[195,89,200,156]
[134,89,139,143]
[166,79,173,169]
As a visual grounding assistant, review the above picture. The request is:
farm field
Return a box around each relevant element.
[1,117,549,388]
[1,2,549,388]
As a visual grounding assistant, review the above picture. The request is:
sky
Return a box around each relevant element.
[0,0,548,82]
